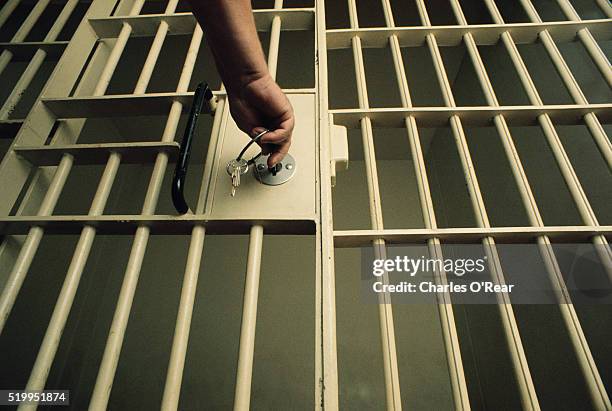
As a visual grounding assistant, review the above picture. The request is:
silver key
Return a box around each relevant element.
[226,158,249,196]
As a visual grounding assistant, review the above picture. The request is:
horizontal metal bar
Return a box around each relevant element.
[0,41,68,60]
[89,13,196,38]
[17,0,87,4]
[14,141,180,166]
[330,104,612,127]
[43,92,197,117]
[89,9,315,39]
[0,216,316,235]
[327,19,612,48]
[0,119,23,139]
[42,89,315,118]
[334,226,612,247]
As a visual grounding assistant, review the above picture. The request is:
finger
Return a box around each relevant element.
[260,129,290,145]
[259,142,273,155]
[259,118,294,144]
[267,139,291,168]
[251,126,267,138]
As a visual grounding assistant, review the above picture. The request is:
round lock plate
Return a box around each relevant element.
[253,153,297,186]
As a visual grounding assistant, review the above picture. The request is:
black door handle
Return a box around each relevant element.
[172,82,215,214]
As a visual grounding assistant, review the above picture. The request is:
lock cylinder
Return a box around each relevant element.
[253,153,297,186]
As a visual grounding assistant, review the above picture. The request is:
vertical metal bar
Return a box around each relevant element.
[0,0,23,30]
[159,226,205,410]
[347,1,402,409]
[89,24,203,411]
[19,1,181,405]
[0,0,146,336]
[518,0,612,280]
[595,0,612,16]
[479,2,612,408]
[233,2,282,409]
[234,224,264,411]
[485,0,612,276]
[516,0,612,168]
[160,95,225,411]
[315,0,340,408]
[135,0,180,93]
[0,155,73,329]
[378,1,471,409]
[0,0,80,120]
[0,0,52,76]
[554,0,612,87]
[414,1,541,409]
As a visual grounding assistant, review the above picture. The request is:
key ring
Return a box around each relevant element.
[236,128,269,165]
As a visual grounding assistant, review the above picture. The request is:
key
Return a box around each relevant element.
[226,158,249,197]
[270,162,282,177]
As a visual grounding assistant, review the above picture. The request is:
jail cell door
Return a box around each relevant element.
[324,0,612,410]
[0,0,321,409]
[1,0,612,410]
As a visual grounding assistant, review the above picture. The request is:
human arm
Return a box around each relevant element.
[188,0,294,167]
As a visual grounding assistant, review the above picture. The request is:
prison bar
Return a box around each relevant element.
[5,0,189,403]
[2,217,606,241]
[329,104,612,127]
[0,0,609,409]
[502,0,612,410]
[478,0,612,408]
[333,225,612,247]
[0,0,22,30]
[484,0,609,249]
[88,8,314,38]
[0,41,68,59]
[233,226,264,411]
[89,8,204,411]
[0,0,123,292]
[0,0,51,76]
[17,0,171,407]
[43,97,606,122]
[554,0,612,87]
[315,0,341,408]
[346,1,404,409]
[593,0,612,16]
[479,3,612,288]
[232,1,283,409]
[376,0,473,408]
[417,0,543,408]
[90,10,200,408]
[160,94,227,411]
[517,0,612,168]
[444,3,610,410]
[0,153,72,331]
[14,141,180,166]
[0,0,148,333]
[42,92,313,119]
[0,1,154,323]
[326,19,612,48]
[0,0,80,120]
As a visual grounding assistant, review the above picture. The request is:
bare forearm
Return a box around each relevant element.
[188,0,294,167]
[188,0,268,94]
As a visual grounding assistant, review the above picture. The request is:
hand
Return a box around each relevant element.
[227,74,294,167]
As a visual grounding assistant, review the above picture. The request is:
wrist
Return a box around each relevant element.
[226,69,271,98]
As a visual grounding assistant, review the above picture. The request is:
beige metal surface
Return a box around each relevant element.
[208,94,316,221]
[0,0,610,409]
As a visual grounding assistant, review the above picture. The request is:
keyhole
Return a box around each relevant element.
[270,162,282,176]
